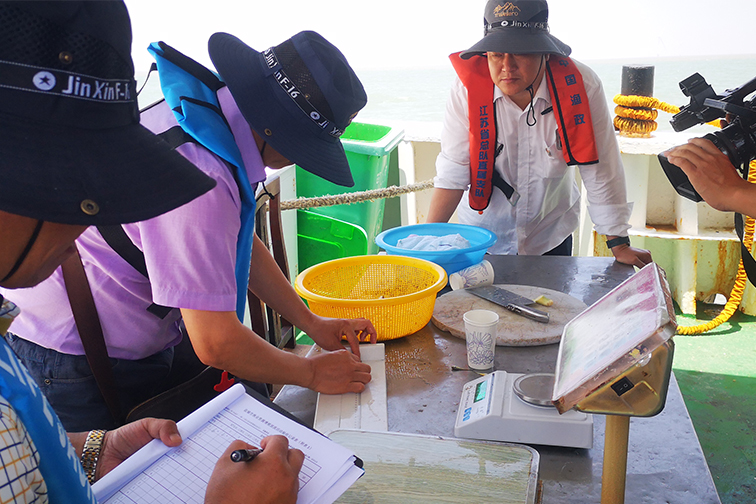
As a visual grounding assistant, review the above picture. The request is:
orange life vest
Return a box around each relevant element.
[449,52,598,212]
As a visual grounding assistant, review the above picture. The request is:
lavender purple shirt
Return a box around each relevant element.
[1,87,267,359]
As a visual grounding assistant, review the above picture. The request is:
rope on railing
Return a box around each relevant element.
[279,179,435,211]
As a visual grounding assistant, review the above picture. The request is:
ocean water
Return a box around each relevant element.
[354,55,756,133]
[136,55,756,134]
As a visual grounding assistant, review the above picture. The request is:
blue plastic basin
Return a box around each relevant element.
[375,223,497,274]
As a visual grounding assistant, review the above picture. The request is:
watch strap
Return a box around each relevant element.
[81,429,107,485]
[606,236,631,249]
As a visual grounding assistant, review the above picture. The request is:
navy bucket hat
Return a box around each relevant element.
[208,31,367,187]
[0,1,216,225]
[460,0,571,59]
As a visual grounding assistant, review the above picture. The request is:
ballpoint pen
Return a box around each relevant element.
[230,448,263,463]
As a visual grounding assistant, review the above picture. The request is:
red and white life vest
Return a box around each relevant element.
[449,52,599,212]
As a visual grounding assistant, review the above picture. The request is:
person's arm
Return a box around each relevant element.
[140,187,372,392]
[665,137,756,216]
[606,235,652,268]
[428,78,475,223]
[426,187,465,223]
[181,308,372,394]
[205,436,304,504]
[575,62,652,268]
[246,235,377,357]
[68,418,183,481]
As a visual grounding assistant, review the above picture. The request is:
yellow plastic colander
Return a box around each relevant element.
[295,255,448,341]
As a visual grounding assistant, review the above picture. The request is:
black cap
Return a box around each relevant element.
[460,0,571,60]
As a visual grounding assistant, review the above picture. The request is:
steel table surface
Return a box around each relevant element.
[275,255,720,503]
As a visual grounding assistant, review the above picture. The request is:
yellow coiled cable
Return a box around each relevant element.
[676,159,756,335]
[612,94,721,136]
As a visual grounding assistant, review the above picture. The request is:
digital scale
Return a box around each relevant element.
[454,370,593,449]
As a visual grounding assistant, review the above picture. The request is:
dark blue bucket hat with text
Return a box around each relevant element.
[208,30,367,187]
[0,1,215,225]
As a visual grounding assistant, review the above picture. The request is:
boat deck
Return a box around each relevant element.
[673,305,756,503]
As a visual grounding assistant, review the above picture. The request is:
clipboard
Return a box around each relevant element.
[94,383,364,504]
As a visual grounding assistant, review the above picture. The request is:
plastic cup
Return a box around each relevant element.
[463,309,499,372]
[449,259,494,290]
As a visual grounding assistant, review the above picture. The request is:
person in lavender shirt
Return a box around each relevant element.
[2,18,377,431]
[0,2,302,502]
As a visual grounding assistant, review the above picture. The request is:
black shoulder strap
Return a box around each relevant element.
[158,124,197,149]
[735,213,756,286]
[97,225,148,277]
[94,125,199,320]
[490,106,519,205]
[491,167,517,201]
[96,225,174,319]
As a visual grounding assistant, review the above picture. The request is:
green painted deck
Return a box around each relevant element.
[673,304,756,503]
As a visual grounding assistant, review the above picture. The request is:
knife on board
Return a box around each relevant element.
[467,285,550,324]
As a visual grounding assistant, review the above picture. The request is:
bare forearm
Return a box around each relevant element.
[68,432,86,458]
[180,309,372,394]
[247,235,318,330]
[726,183,756,217]
[426,188,464,223]
[181,309,314,387]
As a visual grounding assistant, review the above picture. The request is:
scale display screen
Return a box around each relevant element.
[474,380,487,403]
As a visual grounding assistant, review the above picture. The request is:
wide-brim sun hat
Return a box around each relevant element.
[460,0,571,60]
[208,30,367,188]
[0,1,216,225]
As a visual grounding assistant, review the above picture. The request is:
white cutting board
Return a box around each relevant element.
[431,284,588,346]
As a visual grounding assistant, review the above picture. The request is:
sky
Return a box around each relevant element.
[125,0,756,73]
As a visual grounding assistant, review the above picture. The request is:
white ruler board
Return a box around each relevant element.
[314,343,388,434]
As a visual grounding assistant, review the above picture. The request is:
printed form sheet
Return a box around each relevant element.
[93,384,362,504]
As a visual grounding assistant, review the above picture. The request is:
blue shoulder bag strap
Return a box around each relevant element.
[147,41,257,321]
[0,337,96,504]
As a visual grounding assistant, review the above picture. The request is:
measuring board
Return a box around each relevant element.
[314,343,388,435]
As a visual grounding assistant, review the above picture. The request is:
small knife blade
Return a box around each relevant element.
[467,286,550,324]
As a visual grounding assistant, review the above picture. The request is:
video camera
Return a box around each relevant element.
[658,73,756,201]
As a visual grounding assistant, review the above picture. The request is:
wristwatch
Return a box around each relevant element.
[606,236,631,249]
[81,429,107,485]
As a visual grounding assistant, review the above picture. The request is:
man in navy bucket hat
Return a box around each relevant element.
[0,1,304,502]
[427,0,653,268]
[3,28,378,432]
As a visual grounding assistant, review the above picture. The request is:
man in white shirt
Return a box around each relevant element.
[427,0,651,268]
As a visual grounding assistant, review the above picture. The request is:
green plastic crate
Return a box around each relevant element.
[296,122,404,258]
[297,210,368,272]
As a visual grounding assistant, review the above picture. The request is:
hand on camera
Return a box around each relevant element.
[665,138,754,214]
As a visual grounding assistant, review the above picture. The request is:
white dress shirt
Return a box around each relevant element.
[434,59,632,255]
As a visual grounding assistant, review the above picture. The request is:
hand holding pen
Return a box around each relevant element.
[205,436,305,504]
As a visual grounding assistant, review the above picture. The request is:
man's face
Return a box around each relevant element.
[262,143,292,170]
[0,213,87,289]
[487,52,547,109]
[250,128,291,170]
